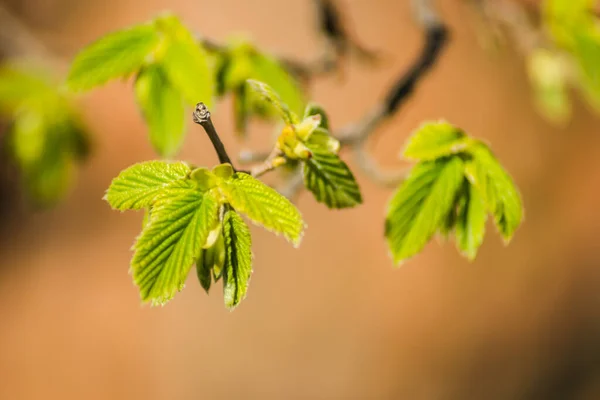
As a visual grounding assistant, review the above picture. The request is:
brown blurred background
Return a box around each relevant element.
[1,0,600,399]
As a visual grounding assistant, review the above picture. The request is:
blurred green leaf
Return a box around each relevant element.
[246,79,298,125]
[386,157,464,264]
[403,121,470,161]
[156,16,214,107]
[221,172,304,246]
[1,63,90,205]
[135,65,186,157]
[222,208,253,310]
[303,145,362,209]
[527,49,571,124]
[251,52,305,116]
[105,161,193,210]
[455,182,488,260]
[67,24,159,91]
[132,189,220,305]
[465,144,523,242]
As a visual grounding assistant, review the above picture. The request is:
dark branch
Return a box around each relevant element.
[383,24,448,115]
[192,103,234,167]
[338,0,449,143]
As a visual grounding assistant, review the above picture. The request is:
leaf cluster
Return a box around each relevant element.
[386,122,523,264]
[0,63,89,205]
[246,80,362,209]
[529,0,600,123]
[105,161,304,308]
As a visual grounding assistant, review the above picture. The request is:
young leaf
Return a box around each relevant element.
[305,127,340,154]
[403,121,470,161]
[222,209,253,310]
[0,64,57,113]
[156,17,213,107]
[303,103,330,130]
[303,146,362,209]
[246,79,298,125]
[67,24,160,91]
[465,145,523,242]
[135,65,186,157]
[196,228,225,293]
[196,251,213,294]
[251,53,305,116]
[105,161,192,210]
[221,173,304,246]
[455,182,487,260]
[132,190,220,305]
[385,157,464,264]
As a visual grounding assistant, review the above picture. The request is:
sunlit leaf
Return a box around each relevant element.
[465,144,523,242]
[222,209,253,310]
[303,146,362,209]
[455,182,487,260]
[303,103,330,130]
[156,16,213,107]
[105,161,192,210]
[135,65,186,157]
[403,121,470,161]
[67,24,159,91]
[385,157,464,264]
[132,190,220,305]
[246,79,298,124]
[251,52,305,116]
[221,172,304,246]
[196,229,225,294]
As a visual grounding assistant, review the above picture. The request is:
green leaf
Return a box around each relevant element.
[67,24,160,91]
[303,103,330,130]
[304,127,340,154]
[0,64,57,113]
[303,146,362,209]
[132,189,220,305]
[403,121,470,161]
[465,145,523,242]
[251,53,305,116]
[455,182,487,260]
[221,173,304,246]
[196,251,213,294]
[527,49,571,124]
[196,229,226,294]
[222,209,253,310]
[156,17,213,107]
[385,157,465,264]
[105,161,192,210]
[135,65,186,157]
[246,79,298,125]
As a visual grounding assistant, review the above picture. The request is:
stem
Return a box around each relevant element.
[192,103,234,167]
[250,148,285,178]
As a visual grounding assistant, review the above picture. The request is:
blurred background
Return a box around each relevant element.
[1,0,600,399]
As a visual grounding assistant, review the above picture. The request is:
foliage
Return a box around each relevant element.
[527,0,600,122]
[386,122,523,264]
[246,80,362,209]
[105,161,304,308]
[0,7,530,310]
[211,38,305,134]
[0,63,89,205]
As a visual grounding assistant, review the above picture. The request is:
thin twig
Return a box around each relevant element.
[192,103,234,167]
[278,167,305,199]
[338,0,448,144]
[250,147,285,178]
[329,0,449,185]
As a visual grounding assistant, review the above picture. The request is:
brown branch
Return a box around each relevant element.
[192,103,234,167]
